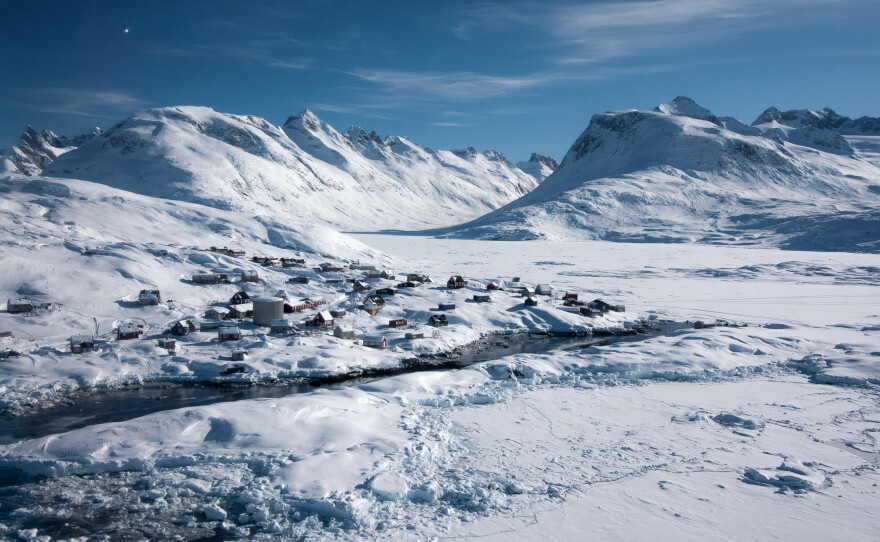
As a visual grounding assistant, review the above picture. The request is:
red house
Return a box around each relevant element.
[116,323,143,340]
[218,326,242,341]
[389,319,407,328]
[307,311,334,327]
[447,276,466,289]
[563,293,578,301]
[486,282,502,291]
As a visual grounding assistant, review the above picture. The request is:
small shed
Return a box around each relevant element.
[535,284,552,296]
[524,296,539,307]
[218,326,241,342]
[117,323,143,340]
[70,335,95,353]
[405,332,424,340]
[589,299,615,312]
[486,282,502,291]
[438,302,456,311]
[288,276,310,284]
[612,305,626,313]
[473,294,491,303]
[229,249,246,258]
[171,320,196,336]
[270,319,296,334]
[138,289,161,305]
[330,309,347,318]
[518,286,536,297]
[308,311,334,327]
[230,291,251,305]
[204,307,229,321]
[447,276,466,289]
[563,293,578,301]
[580,306,594,317]
[398,281,420,289]
[362,335,387,350]
[389,319,408,328]
[428,314,448,327]
[333,326,356,339]
[231,349,247,361]
[263,259,283,268]
[376,287,397,296]
[158,338,177,351]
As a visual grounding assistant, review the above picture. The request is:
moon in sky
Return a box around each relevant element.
[124,28,130,34]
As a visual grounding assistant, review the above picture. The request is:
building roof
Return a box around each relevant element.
[363,335,386,342]
[317,311,333,320]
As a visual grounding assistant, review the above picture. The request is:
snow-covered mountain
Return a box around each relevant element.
[441,97,880,252]
[515,153,558,182]
[0,126,101,176]
[40,106,538,230]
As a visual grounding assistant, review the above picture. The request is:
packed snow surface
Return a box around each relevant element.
[1,233,878,541]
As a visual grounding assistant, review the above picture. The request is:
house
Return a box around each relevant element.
[171,320,196,336]
[324,277,345,284]
[352,280,370,292]
[333,326,356,339]
[407,273,431,283]
[270,319,296,334]
[447,276,466,289]
[428,314,448,327]
[281,258,305,268]
[612,305,626,313]
[518,286,536,297]
[524,296,539,307]
[563,293,578,301]
[486,282,502,291]
[229,249,246,258]
[240,270,260,283]
[397,281,421,289]
[579,306,594,317]
[389,319,407,328]
[227,303,253,319]
[535,284,552,296]
[70,335,95,353]
[284,298,326,313]
[350,263,376,271]
[362,335,387,350]
[438,302,456,311]
[262,259,282,268]
[376,287,397,296]
[231,349,247,361]
[588,299,615,312]
[192,273,221,284]
[363,297,382,316]
[367,270,392,279]
[218,326,241,341]
[6,298,33,314]
[405,332,424,340]
[319,262,344,272]
[307,311,334,327]
[138,289,161,305]
[563,298,585,307]
[512,276,521,283]
[199,320,223,331]
[117,323,143,340]
[204,307,229,321]
[0,331,12,338]
[158,338,177,352]
[230,291,251,305]
[288,275,310,284]
[473,294,491,303]
[329,309,347,318]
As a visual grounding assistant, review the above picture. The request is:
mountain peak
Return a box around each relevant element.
[528,153,558,170]
[283,109,323,131]
[654,97,721,126]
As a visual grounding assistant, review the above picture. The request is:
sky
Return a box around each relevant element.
[2,0,880,161]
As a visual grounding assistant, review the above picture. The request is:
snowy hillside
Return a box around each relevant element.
[40,106,538,230]
[442,97,880,252]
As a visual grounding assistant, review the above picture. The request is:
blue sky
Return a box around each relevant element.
[2,0,879,161]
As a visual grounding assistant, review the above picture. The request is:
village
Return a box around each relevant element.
[0,243,634,379]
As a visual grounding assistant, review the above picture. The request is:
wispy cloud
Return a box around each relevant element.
[12,87,148,119]
[348,69,556,100]
[431,122,472,127]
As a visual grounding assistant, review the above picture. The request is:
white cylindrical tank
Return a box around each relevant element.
[252,296,283,326]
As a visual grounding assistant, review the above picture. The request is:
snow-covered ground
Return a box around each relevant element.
[1,235,878,540]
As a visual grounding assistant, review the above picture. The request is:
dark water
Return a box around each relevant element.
[0,326,674,445]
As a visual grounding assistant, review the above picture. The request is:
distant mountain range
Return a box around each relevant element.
[2,107,550,230]
[440,97,880,252]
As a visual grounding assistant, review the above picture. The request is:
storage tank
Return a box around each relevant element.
[252,296,284,326]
